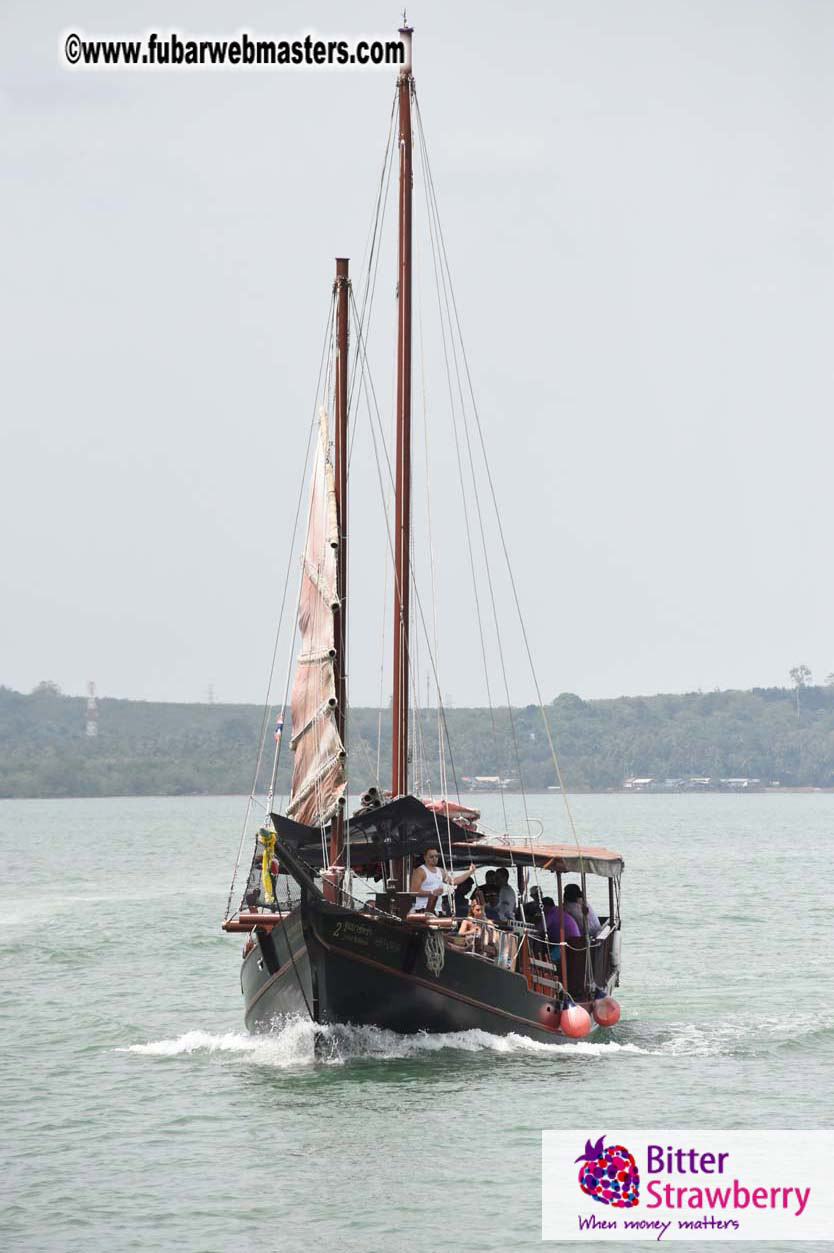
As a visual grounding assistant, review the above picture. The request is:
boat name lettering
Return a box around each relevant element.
[331,919,399,954]
[336,919,371,945]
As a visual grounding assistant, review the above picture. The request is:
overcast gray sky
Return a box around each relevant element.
[2,0,832,708]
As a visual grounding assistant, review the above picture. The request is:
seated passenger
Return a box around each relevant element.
[523,886,544,930]
[457,894,486,943]
[458,894,499,953]
[495,867,516,922]
[563,882,601,936]
[482,887,501,922]
[542,895,580,960]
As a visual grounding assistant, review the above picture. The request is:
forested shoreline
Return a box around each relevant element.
[3,682,834,799]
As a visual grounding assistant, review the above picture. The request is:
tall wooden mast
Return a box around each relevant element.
[331,257,349,866]
[392,24,414,799]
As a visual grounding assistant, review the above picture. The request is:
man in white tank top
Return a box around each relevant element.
[410,848,476,913]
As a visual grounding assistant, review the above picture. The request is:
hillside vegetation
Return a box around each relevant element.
[2,683,834,798]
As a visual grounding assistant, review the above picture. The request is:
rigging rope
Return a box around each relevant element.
[268,297,338,812]
[224,298,335,919]
[349,286,462,802]
[414,232,456,851]
[413,90,588,880]
[348,88,398,469]
[413,115,512,833]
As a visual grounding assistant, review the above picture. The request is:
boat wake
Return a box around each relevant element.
[647,1005,834,1058]
[121,1018,647,1068]
[122,1004,834,1068]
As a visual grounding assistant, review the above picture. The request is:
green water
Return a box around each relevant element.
[2,793,833,1251]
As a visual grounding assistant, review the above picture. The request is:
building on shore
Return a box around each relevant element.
[623,776,765,793]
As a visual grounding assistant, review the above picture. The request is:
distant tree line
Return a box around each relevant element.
[3,678,834,798]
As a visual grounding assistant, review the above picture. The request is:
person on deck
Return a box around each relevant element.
[458,894,499,954]
[495,867,516,922]
[454,876,475,918]
[542,895,580,961]
[563,882,601,937]
[482,887,501,922]
[410,849,475,914]
[525,886,544,930]
[457,893,485,941]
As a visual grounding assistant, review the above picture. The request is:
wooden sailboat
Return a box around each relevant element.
[222,25,625,1043]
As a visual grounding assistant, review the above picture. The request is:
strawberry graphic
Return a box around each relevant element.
[576,1135,640,1208]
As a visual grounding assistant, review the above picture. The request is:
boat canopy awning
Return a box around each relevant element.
[270,794,475,869]
[270,795,623,879]
[454,840,623,879]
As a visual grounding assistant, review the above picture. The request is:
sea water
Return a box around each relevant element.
[2,793,832,1252]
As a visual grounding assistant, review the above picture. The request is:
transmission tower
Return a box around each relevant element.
[86,681,98,737]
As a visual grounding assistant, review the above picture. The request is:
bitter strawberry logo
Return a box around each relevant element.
[576,1135,640,1207]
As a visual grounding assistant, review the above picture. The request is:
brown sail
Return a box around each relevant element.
[287,408,346,828]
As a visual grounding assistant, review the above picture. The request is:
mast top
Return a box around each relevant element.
[398,18,413,77]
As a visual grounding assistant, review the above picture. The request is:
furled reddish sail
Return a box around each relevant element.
[287,409,346,827]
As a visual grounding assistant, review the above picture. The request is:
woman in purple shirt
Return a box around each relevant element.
[542,896,580,962]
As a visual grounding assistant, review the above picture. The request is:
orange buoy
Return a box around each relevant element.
[560,1003,592,1038]
[592,996,621,1027]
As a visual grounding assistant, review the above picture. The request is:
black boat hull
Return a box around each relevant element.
[242,906,313,1030]
[242,896,586,1044]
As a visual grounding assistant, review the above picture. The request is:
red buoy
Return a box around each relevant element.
[560,1004,592,1038]
[592,996,621,1027]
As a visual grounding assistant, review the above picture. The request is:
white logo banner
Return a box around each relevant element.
[542,1130,834,1241]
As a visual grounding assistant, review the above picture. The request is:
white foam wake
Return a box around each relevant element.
[122,1004,834,1068]
[121,1018,650,1068]
[125,1030,265,1057]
